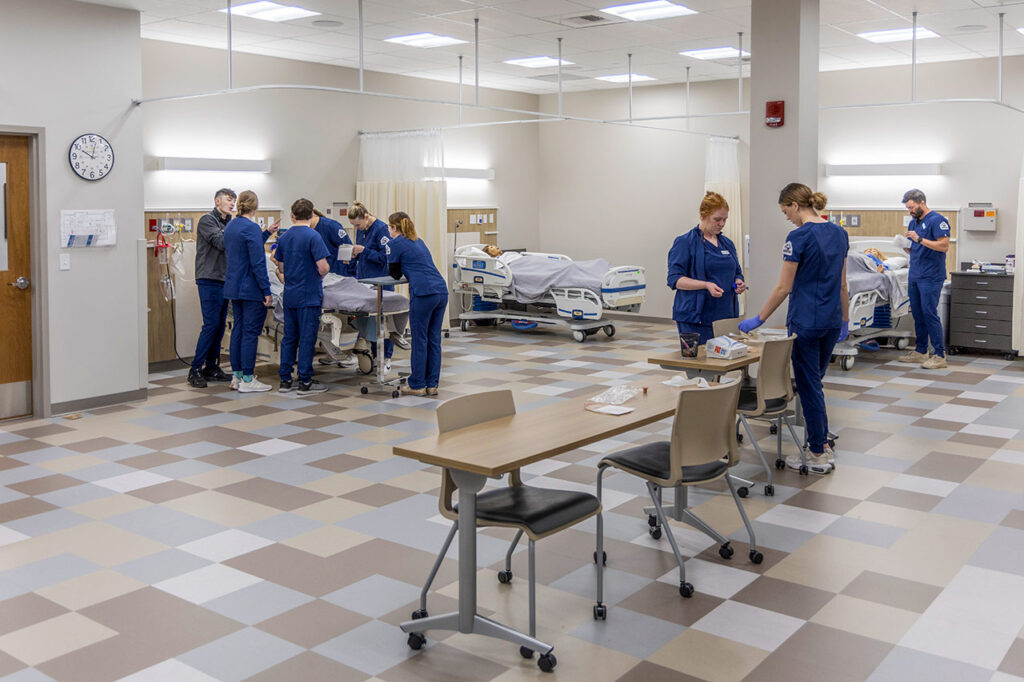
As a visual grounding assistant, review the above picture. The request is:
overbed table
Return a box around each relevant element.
[357,275,407,398]
[391,383,685,665]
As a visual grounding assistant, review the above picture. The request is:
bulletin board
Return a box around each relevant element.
[144,208,282,365]
[828,207,959,279]
[447,207,498,248]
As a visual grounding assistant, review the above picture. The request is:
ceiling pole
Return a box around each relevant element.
[685,65,691,130]
[358,0,364,92]
[998,12,1005,103]
[226,0,232,89]
[911,11,918,102]
[737,32,743,111]
[474,17,480,106]
[557,36,565,116]
[628,53,633,123]
[458,55,464,124]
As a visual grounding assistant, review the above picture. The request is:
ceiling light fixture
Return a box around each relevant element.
[825,163,942,176]
[384,33,468,48]
[595,74,656,83]
[954,24,986,32]
[219,1,320,22]
[504,56,575,68]
[1017,27,1024,36]
[155,157,272,173]
[857,27,939,43]
[601,1,697,22]
[680,46,750,60]
[312,19,343,28]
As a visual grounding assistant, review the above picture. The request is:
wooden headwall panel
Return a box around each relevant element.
[829,208,959,279]
[447,208,498,247]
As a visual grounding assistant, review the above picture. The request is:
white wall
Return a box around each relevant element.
[0,0,145,409]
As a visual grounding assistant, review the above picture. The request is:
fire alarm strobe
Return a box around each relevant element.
[766,100,784,127]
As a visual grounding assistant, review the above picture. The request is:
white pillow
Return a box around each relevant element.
[884,255,908,270]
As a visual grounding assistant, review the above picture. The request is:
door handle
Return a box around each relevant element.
[8,276,29,290]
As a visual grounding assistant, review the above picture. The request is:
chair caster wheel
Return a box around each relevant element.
[411,609,428,620]
[737,486,749,498]
[764,484,775,496]
[770,424,778,435]
[679,582,694,598]
[649,526,662,540]
[750,550,764,564]
[719,543,734,559]
[593,604,607,620]
[736,432,744,443]
[444,331,450,338]
[392,390,400,398]
[538,652,557,672]
[775,459,785,470]
[407,632,426,650]
[799,465,809,476]
[520,646,534,659]
[360,386,368,394]
[647,514,658,527]
[593,550,607,565]
[497,569,513,584]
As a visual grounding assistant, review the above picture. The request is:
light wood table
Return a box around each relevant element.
[648,343,762,377]
[392,382,685,667]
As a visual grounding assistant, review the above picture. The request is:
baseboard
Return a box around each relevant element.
[50,388,149,416]
[149,358,193,374]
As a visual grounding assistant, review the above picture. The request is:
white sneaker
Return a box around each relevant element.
[823,444,836,465]
[899,350,929,363]
[230,376,240,390]
[383,359,392,375]
[238,377,272,393]
[390,331,411,350]
[785,449,833,475]
[339,354,357,368]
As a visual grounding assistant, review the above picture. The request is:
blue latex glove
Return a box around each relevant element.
[837,323,849,342]
[737,316,763,334]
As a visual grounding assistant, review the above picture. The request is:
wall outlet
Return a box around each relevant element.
[59,254,71,271]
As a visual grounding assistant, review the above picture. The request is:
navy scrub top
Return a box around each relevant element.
[355,218,390,280]
[223,216,272,301]
[314,215,353,276]
[783,221,849,331]
[666,226,743,325]
[386,236,448,297]
[274,225,330,308]
[907,211,950,283]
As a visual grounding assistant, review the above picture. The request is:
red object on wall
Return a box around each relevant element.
[148,218,158,232]
[766,100,784,127]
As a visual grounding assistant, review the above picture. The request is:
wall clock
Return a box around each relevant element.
[69,133,114,181]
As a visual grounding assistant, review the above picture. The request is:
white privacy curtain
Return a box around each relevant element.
[705,137,744,311]
[356,130,448,301]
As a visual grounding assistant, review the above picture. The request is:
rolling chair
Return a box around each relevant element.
[593,380,762,612]
[412,389,601,672]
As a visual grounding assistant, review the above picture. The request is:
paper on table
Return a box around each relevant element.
[585,404,635,415]
[662,376,709,388]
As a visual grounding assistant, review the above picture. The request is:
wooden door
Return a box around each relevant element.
[0,136,32,420]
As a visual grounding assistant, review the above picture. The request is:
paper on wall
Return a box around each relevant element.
[60,209,116,247]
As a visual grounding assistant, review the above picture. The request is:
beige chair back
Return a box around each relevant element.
[435,390,518,517]
[668,380,741,479]
[747,336,795,414]
[712,317,741,337]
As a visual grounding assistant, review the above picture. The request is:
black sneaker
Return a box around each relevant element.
[187,368,207,388]
[297,381,328,396]
[278,380,295,393]
[203,365,231,382]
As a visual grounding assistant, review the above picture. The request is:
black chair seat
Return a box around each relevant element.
[600,442,728,483]
[737,385,787,413]
[454,486,599,537]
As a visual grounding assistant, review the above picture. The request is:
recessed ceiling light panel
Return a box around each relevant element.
[954,24,986,32]
[600,1,696,22]
[504,56,575,68]
[312,19,343,28]
[595,73,656,83]
[219,1,320,22]
[857,27,939,43]
[680,46,750,60]
[384,32,468,48]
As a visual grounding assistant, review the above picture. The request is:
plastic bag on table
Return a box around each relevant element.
[588,385,642,405]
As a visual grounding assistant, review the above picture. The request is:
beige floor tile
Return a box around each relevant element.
[805,466,895,499]
[70,494,150,520]
[688,494,774,537]
[348,443,398,461]
[766,535,885,593]
[459,634,638,682]
[222,410,306,431]
[161,490,280,525]
[37,454,107,473]
[648,629,769,682]
[352,428,403,444]
[388,469,443,493]
[844,500,932,529]
[181,468,255,490]
[810,594,919,644]
[964,461,1024,493]
[300,473,373,496]
[281,526,374,558]
[38,522,166,567]
[0,612,117,666]
[36,570,146,610]
[864,436,929,461]
[869,514,994,586]
[292,497,375,523]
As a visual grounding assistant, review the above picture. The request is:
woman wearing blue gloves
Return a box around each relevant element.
[667,192,746,344]
[738,183,849,474]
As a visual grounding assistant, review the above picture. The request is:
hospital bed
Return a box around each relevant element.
[452,244,646,342]
[833,237,914,370]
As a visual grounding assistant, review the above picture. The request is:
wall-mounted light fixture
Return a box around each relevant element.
[154,157,272,173]
[426,167,495,180]
[825,163,942,176]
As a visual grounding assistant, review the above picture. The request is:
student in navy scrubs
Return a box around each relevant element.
[310,206,354,276]
[739,183,849,474]
[274,198,330,396]
[900,188,950,369]
[348,202,404,370]
[223,190,277,393]
[667,191,746,343]
[385,211,448,397]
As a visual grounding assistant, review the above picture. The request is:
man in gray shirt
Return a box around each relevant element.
[188,188,236,388]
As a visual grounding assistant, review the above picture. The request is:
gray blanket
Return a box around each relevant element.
[846,252,908,308]
[269,263,409,323]
[506,255,610,303]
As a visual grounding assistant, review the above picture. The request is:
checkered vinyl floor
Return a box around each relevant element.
[2,320,1024,681]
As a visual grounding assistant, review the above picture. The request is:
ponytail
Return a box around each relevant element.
[388,211,418,241]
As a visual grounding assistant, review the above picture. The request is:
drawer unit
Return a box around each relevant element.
[948,272,1015,358]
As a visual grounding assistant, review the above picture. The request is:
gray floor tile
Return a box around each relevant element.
[728,521,816,554]
[867,646,992,682]
[931,485,1024,523]
[65,462,139,483]
[241,513,324,542]
[346,457,430,483]
[822,517,907,548]
[148,459,218,479]
[4,509,91,537]
[204,581,313,625]
[832,452,913,473]
[107,505,227,546]
[179,626,304,682]
[250,424,307,439]
[165,441,231,458]
[323,574,422,618]
[569,607,685,658]
[968,526,1024,577]
[317,422,376,437]
[0,554,99,600]
[313,620,423,675]
[115,549,212,584]
[229,457,332,486]
[550,565,648,606]
[9,446,78,463]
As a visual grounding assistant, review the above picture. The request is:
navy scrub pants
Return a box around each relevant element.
[408,293,448,390]
[789,325,841,454]
[279,306,321,384]
[676,321,714,345]
[229,299,267,376]
[909,279,945,357]
[191,279,228,372]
